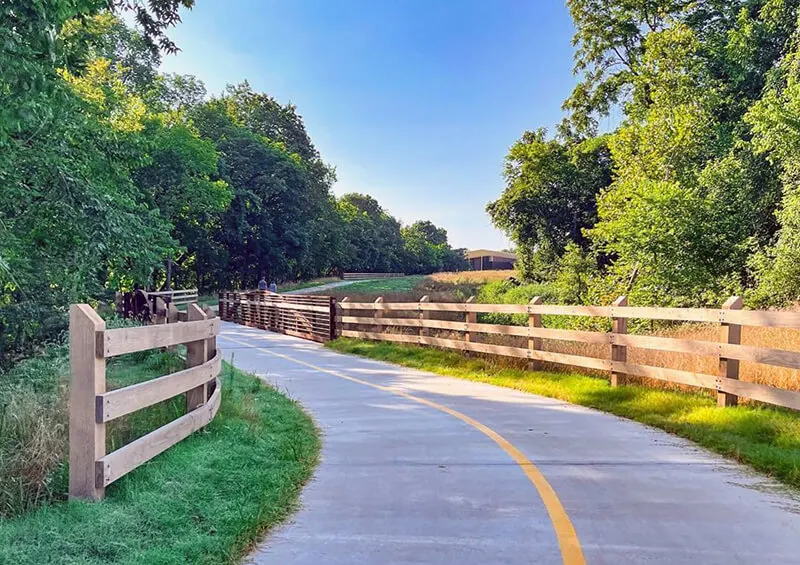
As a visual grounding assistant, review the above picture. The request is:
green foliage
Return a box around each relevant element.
[401,220,469,274]
[494,0,800,309]
[1,8,462,362]
[487,130,611,280]
[746,16,800,305]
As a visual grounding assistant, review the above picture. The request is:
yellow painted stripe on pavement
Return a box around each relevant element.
[222,334,586,565]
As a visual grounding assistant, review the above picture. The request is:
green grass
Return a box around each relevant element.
[197,294,219,308]
[0,352,320,564]
[337,275,425,295]
[327,338,800,489]
[278,277,340,293]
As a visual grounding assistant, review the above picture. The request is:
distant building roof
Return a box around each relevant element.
[465,249,517,261]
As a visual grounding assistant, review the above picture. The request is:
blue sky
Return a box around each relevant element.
[160,1,578,250]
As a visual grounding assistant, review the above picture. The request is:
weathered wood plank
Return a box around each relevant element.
[340,329,418,344]
[69,305,106,501]
[718,378,800,411]
[611,296,628,387]
[185,304,208,413]
[96,378,222,487]
[613,362,718,389]
[97,350,221,423]
[102,318,219,357]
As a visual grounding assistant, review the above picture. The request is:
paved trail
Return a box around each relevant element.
[282,279,364,295]
[218,323,800,565]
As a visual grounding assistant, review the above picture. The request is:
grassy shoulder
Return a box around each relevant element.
[327,338,800,488]
[279,277,340,293]
[0,353,320,564]
[334,275,425,295]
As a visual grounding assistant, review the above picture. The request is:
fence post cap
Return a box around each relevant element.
[70,303,106,329]
[529,296,543,305]
[187,303,207,321]
[613,296,628,307]
[722,296,743,309]
[420,295,430,303]
[341,297,349,302]
[375,297,384,303]
[465,296,476,303]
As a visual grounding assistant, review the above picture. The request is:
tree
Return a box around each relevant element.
[487,130,611,280]
[746,20,800,305]
[336,194,405,273]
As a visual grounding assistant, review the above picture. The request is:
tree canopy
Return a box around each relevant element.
[0,4,465,363]
[490,0,800,308]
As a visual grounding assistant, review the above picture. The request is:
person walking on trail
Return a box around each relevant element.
[258,277,268,291]
[269,281,278,293]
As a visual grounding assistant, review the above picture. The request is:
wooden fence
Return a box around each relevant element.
[337,295,800,412]
[219,291,335,342]
[69,302,221,500]
[117,288,199,321]
[342,272,405,280]
[147,288,199,306]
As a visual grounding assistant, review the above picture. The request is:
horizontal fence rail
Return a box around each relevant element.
[336,295,800,412]
[219,291,335,342]
[69,303,221,501]
[341,272,405,280]
[147,288,199,306]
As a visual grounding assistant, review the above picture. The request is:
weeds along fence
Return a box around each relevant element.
[219,290,335,342]
[69,302,221,501]
[337,295,800,412]
[342,272,405,280]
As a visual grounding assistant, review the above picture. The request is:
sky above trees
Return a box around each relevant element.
[157,0,580,250]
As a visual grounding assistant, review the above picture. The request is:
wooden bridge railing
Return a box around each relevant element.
[337,295,800,412]
[219,291,335,342]
[69,303,221,500]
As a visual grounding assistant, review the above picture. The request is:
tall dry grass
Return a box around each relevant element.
[429,270,518,284]
[0,342,189,518]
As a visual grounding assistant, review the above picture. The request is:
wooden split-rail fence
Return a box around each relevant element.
[337,295,800,412]
[219,290,336,342]
[69,302,221,500]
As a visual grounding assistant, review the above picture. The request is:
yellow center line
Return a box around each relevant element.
[222,334,586,565]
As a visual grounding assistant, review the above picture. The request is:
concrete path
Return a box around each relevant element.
[283,279,366,295]
[218,323,800,565]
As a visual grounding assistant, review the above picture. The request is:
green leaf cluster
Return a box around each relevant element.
[489,0,800,308]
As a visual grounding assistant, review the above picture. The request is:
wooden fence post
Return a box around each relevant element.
[167,303,179,324]
[528,296,543,371]
[202,304,217,358]
[69,304,106,501]
[185,304,208,412]
[465,296,476,344]
[374,297,384,335]
[419,295,430,340]
[611,296,628,387]
[154,297,167,325]
[330,298,338,340]
[719,295,743,407]
[338,297,348,339]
